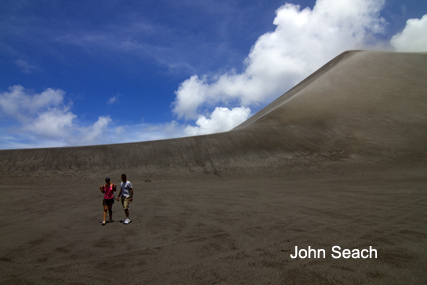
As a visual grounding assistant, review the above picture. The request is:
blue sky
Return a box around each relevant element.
[1,0,426,149]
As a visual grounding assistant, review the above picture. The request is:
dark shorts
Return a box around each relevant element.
[103,198,114,206]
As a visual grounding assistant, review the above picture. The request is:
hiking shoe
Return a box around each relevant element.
[124,218,130,224]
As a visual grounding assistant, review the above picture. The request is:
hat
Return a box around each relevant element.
[105,177,110,181]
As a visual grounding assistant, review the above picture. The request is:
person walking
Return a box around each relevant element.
[117,174,133,224]
[99,177,116,226]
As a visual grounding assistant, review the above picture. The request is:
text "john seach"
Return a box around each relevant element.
[290,246,377,259]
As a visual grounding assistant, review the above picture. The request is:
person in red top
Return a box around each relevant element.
[99,177,116,226]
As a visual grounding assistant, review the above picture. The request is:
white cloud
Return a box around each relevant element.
[0,85,65,122]
[173,75,210,120]
[114,126,125,136]
[134,121,184,142]
[24,108,76,138]
[71,116,112,145]
[173,0,387,120]
[108,96,118,105]
[108,92,122,105]
[184,106,251,136]
[0,85,188,148]
[105,121,185,144]
[15,59,40,73]
[0,86,113,147]
[391,14,427,52]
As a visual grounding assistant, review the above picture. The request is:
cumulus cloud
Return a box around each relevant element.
[184,106,251,136]
[0,85,65,123]
[173,75,210,120]
[23,109,76,138]
[0,85,187,148]
[391,14,427,52]
[173,0,387,120]
[0,86,112,147]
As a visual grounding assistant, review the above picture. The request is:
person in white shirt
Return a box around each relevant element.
[116,174,133,224]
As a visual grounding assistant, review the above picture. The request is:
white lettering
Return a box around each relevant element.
[352,249,360,259]
[318,248,326,259]
[342,249,351,259]
[331,246,377,259]
[290,246,298,259]
[300,248,307,258]
[370,246,378,258]
[361,249,369,258]
[290,246,326,259]
[331,245,341,258]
